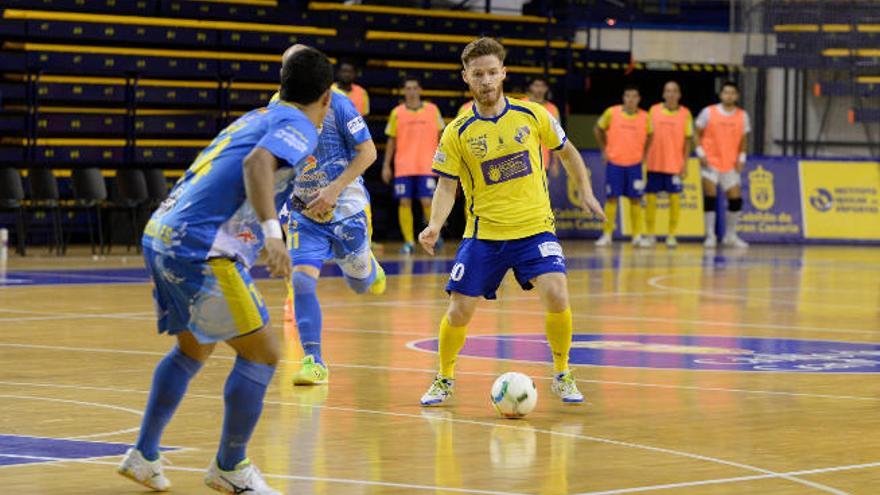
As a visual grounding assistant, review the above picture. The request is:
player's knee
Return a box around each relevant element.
[292,271,317,296]
[543,282,569,313]
[399,198,412,207]
[446,303,475,327]
[703,195,717,211]
[728,197,743,212]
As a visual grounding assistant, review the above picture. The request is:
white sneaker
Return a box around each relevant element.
[635,235,655,248]
[117,448,171,491]
[665,235,678,247]
[551,370,584,403]
[704,235,717,248]
[205,458,279,495]
[595,233,612,246]
[723,235,749,248]
[420,374,455,406]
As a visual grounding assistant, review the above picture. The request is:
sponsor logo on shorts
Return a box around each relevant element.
[538,241,563,258]
[347,115,366,135]
[480,151,532,185]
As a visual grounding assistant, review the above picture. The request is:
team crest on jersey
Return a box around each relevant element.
[302,155,318,174]
[467,134,488,159]
[481,150,532,185]
[748,164,774,210]
[513,125,530,144]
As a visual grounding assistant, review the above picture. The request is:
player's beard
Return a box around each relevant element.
[473,83,503,108]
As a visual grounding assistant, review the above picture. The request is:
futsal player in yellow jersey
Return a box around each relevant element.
[418,38,605,406]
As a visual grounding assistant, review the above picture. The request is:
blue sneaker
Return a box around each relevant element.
[399,242,415,255]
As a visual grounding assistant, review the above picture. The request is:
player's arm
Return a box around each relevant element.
[694,108,709,168]
[593,125,607,162]
[381,137,396,184]
[243,147,291,278]
[681,113,693,178]
[736,112,750,172]
[555,140,605,220]
[419,176,457,255]
[308,139,378,215]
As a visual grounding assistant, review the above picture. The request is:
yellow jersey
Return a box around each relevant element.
[432,96,567,240]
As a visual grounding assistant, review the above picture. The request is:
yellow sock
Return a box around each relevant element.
[439,315,467,378]
[545,307,572,373]
[365,204,374,240]
[669,193,681,235]
[603,198,618,235]
[629,198,643,238]
[423,204,432,226]
[398,204,415,245]
[645,194,657,236]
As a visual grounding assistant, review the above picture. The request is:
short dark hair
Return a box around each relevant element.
[461,37,506,67]
[403,77,420,86]
[529,76,549,86]
[623,84,640,95]
[280,47,333,105]
[721,80,739,92]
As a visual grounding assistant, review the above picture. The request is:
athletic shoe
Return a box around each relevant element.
[550,370,584,403]
[292,355,329,386]
[368,253,386,295]
[665,235,678,247]
[399,242,415,255]
[204,458,279,495]
[117,448,171,491]
[703,235,717,248]
[636,235,655,248]
[594,233,612,247]
[722,235,749,248]
[420,374,454,406]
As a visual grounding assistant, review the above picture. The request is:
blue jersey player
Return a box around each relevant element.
[272,45,386,386]
[117,46,334,495]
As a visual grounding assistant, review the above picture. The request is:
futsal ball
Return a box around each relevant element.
[490,372,537,418]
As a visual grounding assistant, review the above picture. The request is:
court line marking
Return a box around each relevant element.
[0,380,849,494]
[4,343,880,401]
[574,461,880,495]
[0,394,142,440]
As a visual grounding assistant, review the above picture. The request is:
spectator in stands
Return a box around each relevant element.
[523,76,561,174]
[333,61,370,116]
[643,80,693,248]
[696,81,750,248]
[594,84,653,247]
[382,78,445,254]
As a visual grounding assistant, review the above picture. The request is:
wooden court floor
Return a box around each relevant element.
[1,242,879,494]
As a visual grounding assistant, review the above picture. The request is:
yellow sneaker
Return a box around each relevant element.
[368,253,386,295]
[292,355,329,386]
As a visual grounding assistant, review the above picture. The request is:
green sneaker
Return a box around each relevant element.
[292,355,329,386]
[368,253,386,295]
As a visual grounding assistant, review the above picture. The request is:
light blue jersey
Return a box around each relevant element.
[143,103,318,268]
[283,90,372,224]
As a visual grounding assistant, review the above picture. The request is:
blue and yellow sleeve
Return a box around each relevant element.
[535,103,567,151]
[597,107,613,130]
[432,124,462,179]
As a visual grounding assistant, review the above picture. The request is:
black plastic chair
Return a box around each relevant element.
[71,168,108,255]
[144,168,169,210]
[27,168,63,255]
[0,167,27,256]
[112,169,149,253]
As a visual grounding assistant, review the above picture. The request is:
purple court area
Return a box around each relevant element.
[410,334,880,373]
[0,434,174,467]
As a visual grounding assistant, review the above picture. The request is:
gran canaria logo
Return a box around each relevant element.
[748,164,774,211]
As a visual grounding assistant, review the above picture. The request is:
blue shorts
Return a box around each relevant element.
[289,210,373,279]
[645,172,683,194]
[606,162,645,198]
[446,232,567,300]
[394,175,437,200]
[144,248,270,344]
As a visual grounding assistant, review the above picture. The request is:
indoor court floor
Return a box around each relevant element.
[1,242,879,494]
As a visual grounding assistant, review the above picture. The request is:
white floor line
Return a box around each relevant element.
[2,343,880,402]
[0,379,849,495]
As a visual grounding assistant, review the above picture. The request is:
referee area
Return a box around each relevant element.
[1,1,879,494]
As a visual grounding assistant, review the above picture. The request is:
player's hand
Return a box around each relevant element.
[306,184,341,218]
[699,156,709,169]
[418,224,441,256]
[262,237,291,278]
[680,163,688,179]
[381,165,392,185]
[579,188,605,220]
[735,161,745,173]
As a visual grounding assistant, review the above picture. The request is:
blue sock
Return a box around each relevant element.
[135,347,203,461]
[293,272,323,364]
[217,356,276,471]
[344,256,377,294]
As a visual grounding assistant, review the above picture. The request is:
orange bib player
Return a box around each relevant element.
[381,77,445,254]
[332,61,370,116]
[593,84,653,247]
[696,80,750,248]
[644,81,693,247]
[522,76,561,173]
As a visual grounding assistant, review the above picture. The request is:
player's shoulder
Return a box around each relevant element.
[267,104,318,141]
[423,101,442,113]
[508,98,545,117]
[448,109,476,135]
